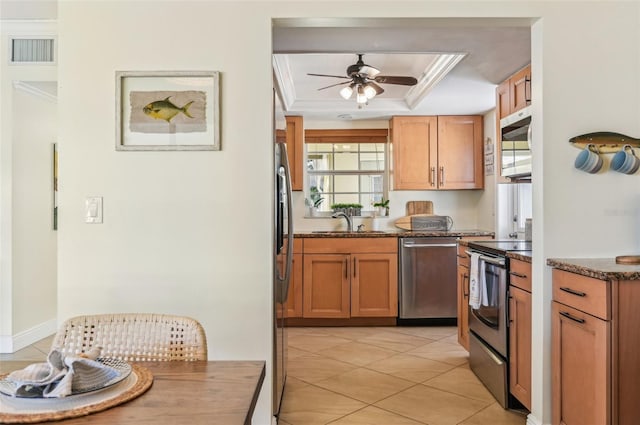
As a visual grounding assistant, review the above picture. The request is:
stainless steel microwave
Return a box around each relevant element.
[500,105,532,178]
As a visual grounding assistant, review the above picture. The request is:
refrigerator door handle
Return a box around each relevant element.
[280,146,294,300]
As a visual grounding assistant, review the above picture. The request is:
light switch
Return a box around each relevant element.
[85,197,103,223]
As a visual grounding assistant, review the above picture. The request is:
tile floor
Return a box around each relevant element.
[280,326,527,425]
[2,327,528,424]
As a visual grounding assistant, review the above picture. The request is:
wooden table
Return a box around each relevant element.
[0,360,265,425]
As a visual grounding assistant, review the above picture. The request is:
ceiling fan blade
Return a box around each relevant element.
[359,65,380,78]
[374,75,418,86]
[317,81,352,91]
[307,73,350,79]
[368,82,385,95]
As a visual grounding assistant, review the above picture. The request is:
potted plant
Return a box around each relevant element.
[373,198,389,217]
[306,186,324,217]
[330,203,363,217]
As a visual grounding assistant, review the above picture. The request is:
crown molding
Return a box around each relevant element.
[13,80,57,103]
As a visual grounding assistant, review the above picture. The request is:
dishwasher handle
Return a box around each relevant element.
[402,242,457,248]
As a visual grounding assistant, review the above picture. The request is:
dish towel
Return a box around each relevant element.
[469,252,482,309]
[5,347,118,398]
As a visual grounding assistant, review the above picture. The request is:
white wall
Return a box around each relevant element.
[0,20,58,352]
[52,2,640,425]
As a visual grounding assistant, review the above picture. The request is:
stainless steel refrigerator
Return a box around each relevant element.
[273,142,292,417]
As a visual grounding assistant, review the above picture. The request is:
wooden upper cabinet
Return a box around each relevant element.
[437,115,484,190]
[391,115,483,190]
[284,116,303,191]
[510,65,531,113]
[495,80,512,184]
[391,116,438,190]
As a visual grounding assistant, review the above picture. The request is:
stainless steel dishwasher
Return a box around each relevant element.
[398,237,458,323]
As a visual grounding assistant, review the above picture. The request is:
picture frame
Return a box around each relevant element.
[115,71,220,151]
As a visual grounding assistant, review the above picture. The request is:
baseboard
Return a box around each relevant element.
[0,318,57,353]
[526,413,545,425]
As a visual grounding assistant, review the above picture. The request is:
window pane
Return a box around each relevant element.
[334,194,360,205]
[333,143,358,153]
[334,175,359,193]
[334,153,359,171]
[307,153,333,171]
[360,152,384,171]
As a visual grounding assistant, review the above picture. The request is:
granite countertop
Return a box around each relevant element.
[547,258,640,281]
[508,251,532,263]
[295,229,494,239]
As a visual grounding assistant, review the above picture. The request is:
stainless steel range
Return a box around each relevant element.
[466,240,531,409]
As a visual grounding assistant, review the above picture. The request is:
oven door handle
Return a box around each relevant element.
[465,250,506,267]
[404,242,457,248]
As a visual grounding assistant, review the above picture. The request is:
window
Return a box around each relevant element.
[305,136,387,214]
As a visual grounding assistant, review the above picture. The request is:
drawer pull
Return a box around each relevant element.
[559,311,586,324]
[559,287,587,297]
[510,271,527,279]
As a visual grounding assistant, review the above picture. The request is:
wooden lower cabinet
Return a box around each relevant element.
[301,237,398,319]
[303,254,350,318]
[285,253,303,318]
[456,253,470,350]
[351,253,398,317]
[509,285,532,410]
[552,301,609,425]
[548,266,640,425]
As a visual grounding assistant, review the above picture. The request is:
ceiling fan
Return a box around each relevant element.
[307,54,418,107]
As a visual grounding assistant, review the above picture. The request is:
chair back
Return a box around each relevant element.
[52,313,207,361]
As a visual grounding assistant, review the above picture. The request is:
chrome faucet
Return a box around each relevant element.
[331,211,353,232]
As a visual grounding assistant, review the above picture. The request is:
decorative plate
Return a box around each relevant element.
[0,358,132,398]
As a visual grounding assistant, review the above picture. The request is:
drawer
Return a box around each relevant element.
[509,259,531,292]
[552,269,610,320]
[304,237,398,254]
[457,244,470,268]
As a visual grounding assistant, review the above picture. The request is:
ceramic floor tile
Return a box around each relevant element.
[287,346,309,360]
[423,365,495,402]
[366,353,456,383]
[284,376,310,392]
[407,340,469,366]
[392,326,457,341]
[279,385,366,425]
[287,352,357,383]
[316,341,397,366]
[288,333,353,353]
[356,330,435,352]
[459,402,528,425]
[375,384,491,425]
[317,326,392,341]
[314,367,415,404]
[32,334,55,354]
[0,345,49,361]
[327,405,424,424]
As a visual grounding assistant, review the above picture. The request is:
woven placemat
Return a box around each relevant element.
[0,364,153,424]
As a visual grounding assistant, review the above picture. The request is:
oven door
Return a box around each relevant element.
[468,255,508,357]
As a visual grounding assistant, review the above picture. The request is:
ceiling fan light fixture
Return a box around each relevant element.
[363,84,377,100]
[356,85,367,105]
[339,84,354,100]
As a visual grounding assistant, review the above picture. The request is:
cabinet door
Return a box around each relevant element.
[285,116,303,191]
[509,285,531,410]
[391,116,438,190]
[457,263,470,350]
[552,301,610,425]
[285,253,303,318]
[510,65,531,113]
[437,115,484,189]
[351,253,398,317]
[495,80,511,183]
[303,254,350,318]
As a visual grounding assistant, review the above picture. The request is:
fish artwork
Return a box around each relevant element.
[569,131,640,153]
[142,96,194,123]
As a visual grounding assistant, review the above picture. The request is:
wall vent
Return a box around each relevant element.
[10,38,55,63]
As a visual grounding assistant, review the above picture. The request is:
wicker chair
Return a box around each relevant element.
[52,313,208,361]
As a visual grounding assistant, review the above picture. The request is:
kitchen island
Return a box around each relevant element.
[547,257,640,425]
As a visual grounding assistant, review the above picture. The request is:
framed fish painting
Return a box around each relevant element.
[115,71,220,151]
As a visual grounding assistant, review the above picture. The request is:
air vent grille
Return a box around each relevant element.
[11,38,55,63]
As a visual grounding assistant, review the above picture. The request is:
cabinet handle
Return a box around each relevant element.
[463,273,469,298]
[559,311,585,324]
[525,76,531,103]
[440,166,445,186]
[430,167,436,187]
[510,271,527,279]
[353,257,357,278]
[559,287,587,297]
[344,258,348,279]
